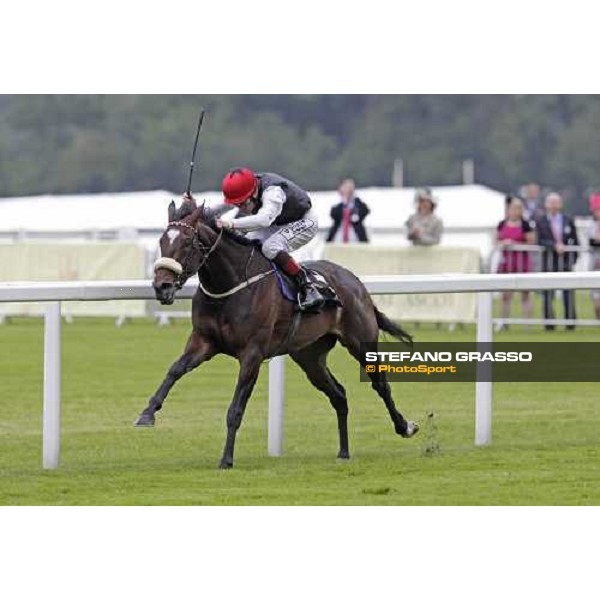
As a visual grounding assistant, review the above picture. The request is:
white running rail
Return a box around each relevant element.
[1,271,600,469]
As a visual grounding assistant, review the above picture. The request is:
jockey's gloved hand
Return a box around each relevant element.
[216,217,234,230]
[182,192,195,204]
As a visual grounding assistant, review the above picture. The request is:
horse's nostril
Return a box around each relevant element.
[160,282,173,291]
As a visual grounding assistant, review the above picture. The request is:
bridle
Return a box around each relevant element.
[154,221,223,289]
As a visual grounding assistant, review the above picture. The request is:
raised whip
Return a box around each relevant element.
[185,108,206,196]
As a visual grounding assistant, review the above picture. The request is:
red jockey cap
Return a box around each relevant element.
[222,168,258,205]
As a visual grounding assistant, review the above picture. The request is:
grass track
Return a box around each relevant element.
[1,314,599,505]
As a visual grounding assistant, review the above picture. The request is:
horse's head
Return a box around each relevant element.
[152,200,218,305]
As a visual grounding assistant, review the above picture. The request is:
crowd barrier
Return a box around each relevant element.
[2,241,599,329]
[489,243,590,273]
[488,244,600,327]
[0,243,146,318]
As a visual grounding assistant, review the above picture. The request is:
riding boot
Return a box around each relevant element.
[295,266,325,311]
[273,251,325,311]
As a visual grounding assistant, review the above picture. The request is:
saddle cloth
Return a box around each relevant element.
[270,263,342,308]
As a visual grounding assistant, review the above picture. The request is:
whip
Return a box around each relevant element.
[185,108,206,196]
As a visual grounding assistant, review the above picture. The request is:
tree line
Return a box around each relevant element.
[1,95,599,214]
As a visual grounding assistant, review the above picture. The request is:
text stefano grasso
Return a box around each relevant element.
[364,351,533,363]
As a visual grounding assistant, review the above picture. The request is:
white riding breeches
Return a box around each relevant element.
[245,208,318,260]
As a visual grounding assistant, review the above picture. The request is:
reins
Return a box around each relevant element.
[154,221,273,297]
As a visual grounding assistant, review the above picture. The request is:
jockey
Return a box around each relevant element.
[214,167,325,311]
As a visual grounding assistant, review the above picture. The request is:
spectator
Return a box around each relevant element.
[406,188,443,246]
[496,197,535,327]
[536,192,579,330]
[522,182,545,222]
[587,194,600,319]
[326,178,370,243]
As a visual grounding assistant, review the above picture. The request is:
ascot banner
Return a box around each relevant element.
[359,342,600,382]
[322,245,480,323]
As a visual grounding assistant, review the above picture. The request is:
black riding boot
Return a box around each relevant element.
[296,267,325,311]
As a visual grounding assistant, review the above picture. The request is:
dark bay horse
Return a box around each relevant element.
[135,200,419,468]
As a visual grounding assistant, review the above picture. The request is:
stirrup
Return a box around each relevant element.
[297,287,325,311]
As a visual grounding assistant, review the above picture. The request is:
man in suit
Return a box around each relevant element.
[536,192,579,330]
[326,178,370,243]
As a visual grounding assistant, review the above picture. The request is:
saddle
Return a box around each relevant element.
[215,231,342,310]
[271,263,342,310]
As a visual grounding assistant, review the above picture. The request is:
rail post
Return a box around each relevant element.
[475,291,493,445]
[268,355,285,456]
[43,301,62,469]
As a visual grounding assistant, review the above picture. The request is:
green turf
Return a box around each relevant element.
[1,308,600,505]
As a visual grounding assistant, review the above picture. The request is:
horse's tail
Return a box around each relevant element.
[374,306,413,347]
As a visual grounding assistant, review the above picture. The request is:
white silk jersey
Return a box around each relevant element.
[221,186,285,232]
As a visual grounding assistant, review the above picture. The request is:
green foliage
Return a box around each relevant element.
[1,95,600,213]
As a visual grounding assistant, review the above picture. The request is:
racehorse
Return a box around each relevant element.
[135,199,419,468]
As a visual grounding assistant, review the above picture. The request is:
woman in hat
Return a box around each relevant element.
[405,188,443,246]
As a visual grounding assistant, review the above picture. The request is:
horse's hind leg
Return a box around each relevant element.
[134,331,214,426]
[291,335,350,459]
[365,366,418,437]
[340,332,418,438]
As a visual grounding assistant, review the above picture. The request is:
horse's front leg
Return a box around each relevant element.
[134,331,214,426]
[218,349,263,469]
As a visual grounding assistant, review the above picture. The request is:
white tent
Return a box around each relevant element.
[0,184,505,254]
[308,184,504,254]
[0,190,179,233]
[310,184,505,231]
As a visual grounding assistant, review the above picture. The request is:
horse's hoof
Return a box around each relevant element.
[134,413,155,427]
[400,421,420,438]
[218,459,233,470]
[337,451,350,460]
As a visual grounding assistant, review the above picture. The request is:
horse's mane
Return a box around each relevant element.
[173,201,229,227]
[185,202,261,249]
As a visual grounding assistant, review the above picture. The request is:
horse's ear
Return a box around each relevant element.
[168,201,176,223]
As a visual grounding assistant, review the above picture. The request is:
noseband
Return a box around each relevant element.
[153,221,223,289]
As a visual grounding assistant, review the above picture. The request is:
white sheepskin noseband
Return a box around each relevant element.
[154,257,183,275]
